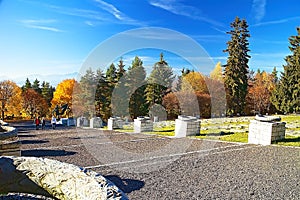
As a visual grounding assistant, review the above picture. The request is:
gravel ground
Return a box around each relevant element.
[12,122,300,199]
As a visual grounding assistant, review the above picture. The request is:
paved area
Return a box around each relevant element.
[12,122,300,199]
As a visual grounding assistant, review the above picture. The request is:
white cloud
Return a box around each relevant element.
[20,19,63,32]
[252,16,300,27]
[93,0,145,26]
[251,0,267,23]
[149,0,224,27]
[93,0,124,20]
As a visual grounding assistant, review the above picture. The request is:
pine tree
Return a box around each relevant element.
[22,78,32,91]
[271,27,300,113]
[145,53,175,107]
[116,57,126,81]
[32,79,42,94]
[95,69,110,119]
[41,81,55,106]
[79,68,97,117]
[224,17,251,115]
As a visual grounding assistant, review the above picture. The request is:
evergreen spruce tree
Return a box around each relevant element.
[116,57,126,81]
[95,69,110,120]
[41,81,55,106]
[127,56,147,118]
[271,27,300,113]
[111,58,127,117]
[145,53,175,107]
[22,78,32,91]
[79,68,97,117]
[32,79,42,94]
[100,63,118,119]
[224,17,251,115]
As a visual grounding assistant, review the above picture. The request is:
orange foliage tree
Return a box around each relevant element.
[51,79,76,117]
[163,71,215,119]
[246,71,276,114]
[22,89,48,118]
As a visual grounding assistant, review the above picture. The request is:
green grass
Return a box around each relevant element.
[280,114,300,122]
[151,126,175,136]
[219,132,248,143]
[114,115,300,147]
[272,135,300,147]
[194,131,248,143]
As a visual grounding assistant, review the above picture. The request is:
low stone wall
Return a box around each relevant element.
[0,125,20,156]
[175,116,201,137]
[0,156,128,200]
[134,117,153,133]
[248,119,286,145]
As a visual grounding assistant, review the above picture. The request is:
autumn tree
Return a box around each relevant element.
[6,84,23,118]
[246,70,276,114]
[22,89,48,118]
[0,80,22,119]
[181,72,209,94]
[51,79,75,117]
[210,61,223,82]
[271,27,300,113]
[224,17,251,115]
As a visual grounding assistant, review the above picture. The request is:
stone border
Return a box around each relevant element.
[0,120,8,126]
[0,126,17,140]
[0,156,128,200]
[0,125,20,156]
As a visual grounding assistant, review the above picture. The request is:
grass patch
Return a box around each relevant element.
[219,132,248,143]
[272,135,300,147]
[115,115,300,146]
[152,126,175,136]
[280,114,300,122]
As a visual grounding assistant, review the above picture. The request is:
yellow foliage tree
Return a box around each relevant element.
[6,83,23,118]
[0,80,23,119]
[51,79,76,117]
[181,72,209,94]
[210,61,223,82]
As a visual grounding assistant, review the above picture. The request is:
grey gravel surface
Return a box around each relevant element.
[14,122,300,199]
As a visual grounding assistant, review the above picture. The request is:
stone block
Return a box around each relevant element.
[134,117,153,133]
[90,117,103,128]
[248,120,286,145]
[108,117,124,130]
[77,117,89,127]
[175,116,200,137]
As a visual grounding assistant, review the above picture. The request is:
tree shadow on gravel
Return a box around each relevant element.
[105,175,145,193]
[21,149,76,157]
[20,140,48,145]
[18,134,37,137]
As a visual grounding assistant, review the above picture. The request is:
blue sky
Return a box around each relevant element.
[0,0,299,84]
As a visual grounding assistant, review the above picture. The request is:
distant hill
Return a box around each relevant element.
[1,72,79,87]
